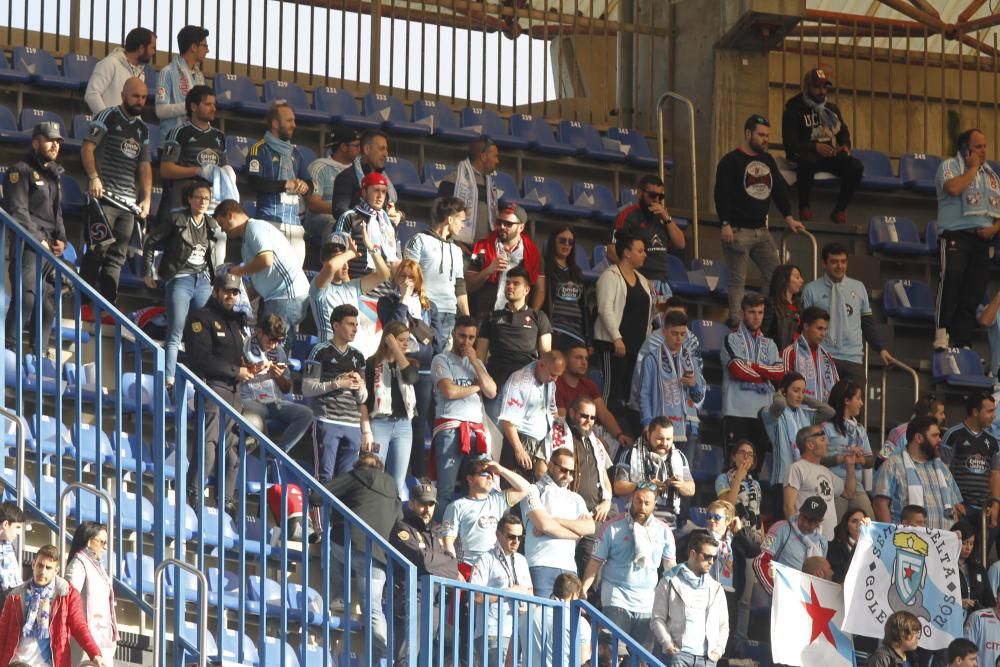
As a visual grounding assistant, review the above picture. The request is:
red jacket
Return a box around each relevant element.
[0,576,102,667]
[470,231,542,285]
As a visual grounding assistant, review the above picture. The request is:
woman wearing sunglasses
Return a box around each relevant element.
[65,522,118,666]
[703,499,761,648]
[542,226,592,352]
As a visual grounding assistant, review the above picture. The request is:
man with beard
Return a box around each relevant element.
[84,27,155,114]
[497,351,564,480]
[563,397,614,575]
[437,137,501,246]
[714,114,804,315]
[81,77,153,308]
[333,129,397,218]
[3,122,68,351]
[556,344,632,453]
[519,448,594,598]
[155,24,209,134]
[467,204,545,318]
[580,486,676,649]
[158,85,227,218]
[875,415,966,530]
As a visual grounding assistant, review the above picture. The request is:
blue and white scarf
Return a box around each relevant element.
[944,152,1000,218]
[354,199,399,268]
[729,324,771,394]
[792,336,838,402]
[0,540,18,589]
[262,131,296,181]
[352,157,398,203]
[902,450,957,513]
[22,580,55,640]
[451,158,498,244]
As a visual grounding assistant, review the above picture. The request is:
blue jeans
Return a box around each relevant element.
[259,295,308,353]
[242,399,314,451]
[439,311,457,348]
[602,606,652,651]
[663,651,716,667]
[529,566,573,600]
[164,272,212,382]
[315,421,361,482]
[370,416,412,499]
[433,427,465,522]
[331,543,388,659]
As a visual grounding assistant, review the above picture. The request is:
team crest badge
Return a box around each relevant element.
[191,322,202,333]
[888,531,930,620]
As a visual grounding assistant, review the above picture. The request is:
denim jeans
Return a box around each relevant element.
[315,420,362,482]
[663,651,716,667]
[331,542,388,659]
[409,372,434,478]
[433,427,465,522]
[259,295,308,352]
[529,566,573,600]
[602,606,652,651]
[439,311,457,350]
[164,272,213,382]
[370,416,413,499]
[242,399,314,451]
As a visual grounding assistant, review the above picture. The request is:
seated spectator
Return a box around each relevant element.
[334,171,403,278]
[556,344,632,454]
[0,545,107,667]
[520,572,591,667]
[951,519,994,617]
[84,27,155,114]
[762,372,834,498]
[866,611,921,667]
[437,137,500,245]
[781,306,839,402]
[467,204,545,318]
[332,129,396,218]
[827,508,866,584]
[542,226,592,351]
[239,314,314,452]
[880,395,946,461]
[64,522,117,665]
[965,585,1000,667]
[822,379,875,518]
[716,440,763,531]
[497,351,565,480]
[753,495,829,594]
[310,230,390,343]
[942,393,999,547]
[305,126,360,242]
[0,503,25,610]
[762,263,804,351]
[704,499,760,645]
[613,416,694,529]
[155,24,209,134]
[785,425,852,539]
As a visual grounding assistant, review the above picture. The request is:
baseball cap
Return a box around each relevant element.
[799,496,827,521]
[804,68,833,87]
[361,171,389,189]
[498,203,527,226]
[32,121,64,141]
[327,125,360,148]
[214,273,242,291]
[326,231,352,249]
[411,481,437,504]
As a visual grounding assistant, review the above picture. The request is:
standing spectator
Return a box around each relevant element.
[594,234,654,424]
[564,397,614,576]
[542,226,592,351]
[651,531,729,665]
[781,306,839,402]
[714,113,804,316]
[403,197,470,342]
[874,415,964,530]
[332,129,395,218]
[866,611,921,667]
[0,503,25,611]
[438,137,500,245]
[238,314,314,452]
[978,288,1000,378]
[613,417,695,528]
[305,126,360,242]
[879,395,946,462]
[430,316,497,511]
[520,573,592,667]
[64,522,117,666]
[965,585,1000,667]
[310,230,390,343]
[246,102,313,265]
[84,27,155,114]
[3,122,67,350]
[785,425,854,539]
[334,171,402,277]
[942,393,1000,547]
[555,344,632,451]
[520,448,594,598]
[580,486,677,648]
[823,379,876,518]
[365,321,418,499]
[214,199,311,347]
[762,263,805,350]
[721,293,783,456]
[303,304,372,482]
[712,484,762,643]
[0,546,107,667]
[827,508,866,584]
[497,351,565,480]
[801,243,894,387]
[81,77,152,308]
[704,500,761,632]
[752,496,829,594]
[143,179,225,388]
[467,204,545,318]
[716,440,763,531]
[607,175,685,304]
[951,520,994,617]
[781,67,864,225]
[155,25,209,134]
[935,128,1000,351]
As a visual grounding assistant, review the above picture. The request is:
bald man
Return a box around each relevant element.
[498,350,566,480]
[802,556,834,581]
[81,77,153,306]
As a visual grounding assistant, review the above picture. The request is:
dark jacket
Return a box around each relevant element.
[781,92,852,162]
[377,294,443,370]
[827,538,855,584]
[332,161,385,219]
[324,466,403,565]
[866,642,917,667]
[390,509,459,579]
[143,209,223,281]
[181,296,247,388]
[762,296,800,351]
[959,559,995,616]
[2,151,66,244]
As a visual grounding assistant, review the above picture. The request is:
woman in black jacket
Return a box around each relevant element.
[761,263,803,350]
[542,226,592,351]
[952,519,995,617]
[828,508,866,584]
[142,178,225,388]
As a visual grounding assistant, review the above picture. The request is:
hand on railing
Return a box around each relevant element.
[786,216,806,234]
[879,349,896,367]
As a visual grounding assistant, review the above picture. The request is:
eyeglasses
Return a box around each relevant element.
[577,413,597,421]
[267,335,286,344]
[504,533,523,542]
[644,191,666,201]
[697,552,717,562]
[497,219,520,227]
[92,537,108,546]
[190,195,211,202]
[706,513,727,522]
[556,237,574,246]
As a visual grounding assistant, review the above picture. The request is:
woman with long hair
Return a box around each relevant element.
[823,379,875,518]
[762,263,804,350]
[762,372,834,497]
[64,522,117,666]
[542,226,592,350]
[828,508,867,583]
[951,519,994,617]
[365,320,419,498]
[377,260,442,481]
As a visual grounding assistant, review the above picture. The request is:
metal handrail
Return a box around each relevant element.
[879,359,920,445]
[58,482,115,573]
[0,407,29,566]
[982,497,1000,566]
[154,558,209,667]
[656,92,699,258]
[780,228,819,280]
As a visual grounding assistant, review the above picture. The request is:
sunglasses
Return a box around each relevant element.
[475,470,493,478]
[497,219,520,227]
[636,482,658,492]
[504,533,522,542]
[556,237,574,246]
[706,513,727,522]
[698,552,717,562]
[644,191,666,201]
[552,464,575,475]
[577,413,597,421]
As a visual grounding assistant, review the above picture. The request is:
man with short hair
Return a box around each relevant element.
[752,495,829,594]
[651,531,729,664]
[81,77,153,307]
[879,395,946,461]
[781,67,864,225]
[563,397,614,576]
[942,393,1000,536]
[0,502,25,610]
[802,556,835,581]
[900,505,928,527]
[155,24,210,133]
[784,425,853,538]
[781,306,839,403]
[305,126,361,241]
[85,27,156,114]
[802,242,894,387]
[965,587,1000,667]
[521,572,592,667]
[613,417,695,528]
[302,304,373,482]
[875,415,965,530]
[3,122,68,350]
[158,85,227,217]
[438,137,501,245]
[945,637,979,667]
[556,343,631,451]
[245,102,313,265]
[334,171,402,277]
[467,204,545,317]
[715,113,804,315]
[497,351,564,480]
[332,129,396,217]
[309,230,389,343]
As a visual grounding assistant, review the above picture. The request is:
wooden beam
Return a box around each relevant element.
[874,0,945,30]
[806,8,933,33]
[957,0,989,24]
[958,10,1000,33]
[908,0,940,19]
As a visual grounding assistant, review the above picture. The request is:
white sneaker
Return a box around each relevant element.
[933,328,949,351]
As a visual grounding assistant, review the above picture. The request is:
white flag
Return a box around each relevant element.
[770,562,855,667]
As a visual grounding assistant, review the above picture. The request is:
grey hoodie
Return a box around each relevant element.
[84,47,146,115]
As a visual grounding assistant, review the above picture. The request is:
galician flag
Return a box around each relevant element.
[770,562,856,667]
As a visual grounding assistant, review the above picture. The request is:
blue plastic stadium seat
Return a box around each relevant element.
[691,258,729,300]
[900,153,941,193]
[521,176,592,218]
[213,73,270,115]
[689,319,726,358]
[882,279,935,323]
[0,52,30,83]
[558,120,625,162]
[685,441,724,482]
[422,161,451,191]
[510,114,576,156]
[74,423,114,466]
[383,157,437,198]
[665,254,711,298]
[413,100,479,141]
[193,506,238,550]
[207,566,258,613]
[122,552,156,595]
[854,149,902,190]
[61,176,86,216]
[492,171,541,212]
[259,638,300,667]
[218,629,259,666]
[30,415,73,458]
[178,622,218,665]
[148,186,163,220]
[699,387,723,421]
[363,92,431,136]
[263,80,331,123]
[61,52,97,89]
[12,47,77,88]
[460,106,530,149]
[397,220,429,250]
[19,108,67,141]
[71,114,93,141]
[313,87,381,129]
[926,220,938,256]
[301,645,335,667]
[619,186,638,208]
[607,127,664,169]
[868,216,926,255]
[571,181,618,222]
[932,349,992,388]
[592,245,609,271]
[688,507,708,527]
[226,135,252,172]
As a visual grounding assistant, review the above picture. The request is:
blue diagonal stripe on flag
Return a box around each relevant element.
[771,563,856,667]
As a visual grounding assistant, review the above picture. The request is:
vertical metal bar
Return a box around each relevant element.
[995,35,998,159]
[959,30,965,144]
[465,0,472,106]
[386,0,395,94]
[852,21,858,147]
[924,26,929,152]
[293,0,299,78]
[975,29,982,129]
[404,0,412,94]
[371,0,382,92]
[262,0,268,78]
[451,0,457,105]
[870,19,875,149]
[941,29,947,156]
[905,25,911,153]
[355,0,362,85]
[340,0,347,87]
[527,0,533,113]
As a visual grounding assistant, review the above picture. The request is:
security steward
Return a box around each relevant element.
[390,480,460,665]
[182,272,253,512]
[3,122,68,350]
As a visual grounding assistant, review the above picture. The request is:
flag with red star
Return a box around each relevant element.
[771,563,856,667]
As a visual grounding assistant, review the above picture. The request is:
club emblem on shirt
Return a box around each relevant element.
[397,530,410,542]
[120,137,141,159]
[819,479,832,497]
[743,161,773,200]
[7,171,17,184]
[506,397,524,408]
[197,149,220,166]
[888,532,930,620]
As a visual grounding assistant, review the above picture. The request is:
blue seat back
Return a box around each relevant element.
[297,144,317,166]
[13,47,59,76]
[0,105,18,132]
[19,108,63,133]
[608,127,654,158]
[926,219,938,254]
[900,153,942,182]
[383,156,421,184]
[61,175,86,214]
[363,92,407,122]
[264,80,310,108]
[147,123,161,161]
[869,216,921,246]
[214,73,261,105]
[522,175,571,205]
[423,161,451,190]
[314,86,361,115]
[460,106,507,136]
[620,186,638,208]
[493,171,522,203]
[510,113,556,143]
[557,120,602,151]
[62,52,97,84]
[933,349,985,379]
[853,149,895,178]
[883,279,934,311]
[413,99,460,129]
[689,319,726,356]
[226,135,252,170]
[72,114,93,140]
[571,181,617,211]
[691,258,729,292]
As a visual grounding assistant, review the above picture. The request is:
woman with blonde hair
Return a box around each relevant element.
[703,498,760,645]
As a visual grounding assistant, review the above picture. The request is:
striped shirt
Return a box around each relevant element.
[241,219,309,302]
[85,105,150,200]
[304,341,366,424]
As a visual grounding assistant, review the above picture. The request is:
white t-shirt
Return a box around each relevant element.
[519,477,589,569]
[785,459,842,540]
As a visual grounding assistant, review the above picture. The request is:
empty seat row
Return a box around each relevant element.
[852,149,980,194]
[0,47,96,89]
[868,216,940,256]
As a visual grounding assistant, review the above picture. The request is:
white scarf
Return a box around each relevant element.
[371,359,416,419]
[630,514,655,569]
[452,158,498,244]
[946,152,1000,217]
[827,277,848,350]
[902,449,955,512]
[355,200,399,268]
